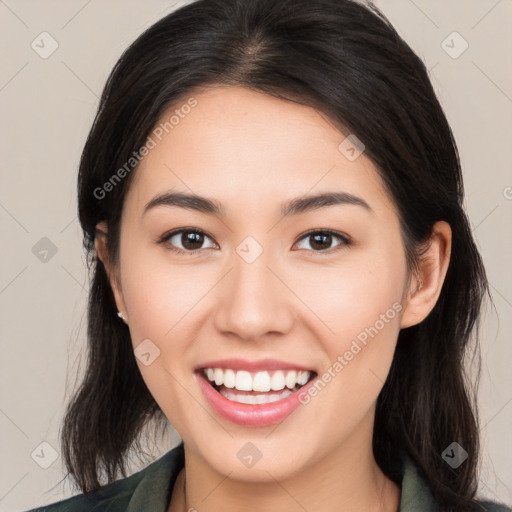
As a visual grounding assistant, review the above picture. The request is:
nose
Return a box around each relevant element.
[213,246,295,342]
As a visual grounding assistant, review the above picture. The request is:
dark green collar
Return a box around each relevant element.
[397,455,437,511]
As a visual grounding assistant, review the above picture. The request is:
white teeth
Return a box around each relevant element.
[285,370,297,389]
[297,370,309,385]
[204,367,312,392]
[214,368,223,386]
[270,371,285,391]
[253,371,271,392]
[224,369,236,388]
[235,370,252,391]
[220,387,293,404]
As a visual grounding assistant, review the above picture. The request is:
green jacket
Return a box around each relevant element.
[22,443,510,512]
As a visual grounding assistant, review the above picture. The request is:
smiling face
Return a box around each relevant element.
[95,85,445,483]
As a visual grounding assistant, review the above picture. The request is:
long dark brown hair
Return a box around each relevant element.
[62,0,494,510]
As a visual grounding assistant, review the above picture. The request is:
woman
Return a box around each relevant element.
[23,0,510,511]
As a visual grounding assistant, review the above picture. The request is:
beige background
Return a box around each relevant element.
[1,0,511,510]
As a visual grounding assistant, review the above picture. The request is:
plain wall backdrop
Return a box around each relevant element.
[1,0,511,510]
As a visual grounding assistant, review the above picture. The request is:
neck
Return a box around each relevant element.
[168,414,401,512]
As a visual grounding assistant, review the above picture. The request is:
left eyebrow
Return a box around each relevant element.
[142,190,372,218]
[280,191,372,217]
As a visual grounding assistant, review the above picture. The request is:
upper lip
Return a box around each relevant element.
[195,358,315,373]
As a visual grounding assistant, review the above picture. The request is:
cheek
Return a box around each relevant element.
[289,249,406,346]
[118,246,204,427]
[292,246,406,414]
[119,238,206,334]
[117,243,203,387]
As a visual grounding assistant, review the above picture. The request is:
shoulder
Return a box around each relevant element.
[400,456,510,512]
[475,501,511,512]
[20,443,185,512]
[21,474,140,512]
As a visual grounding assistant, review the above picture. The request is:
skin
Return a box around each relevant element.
[95,85,451,512]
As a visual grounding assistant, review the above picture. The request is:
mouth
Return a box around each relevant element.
[195,361,318,427]
[200,367,317,405]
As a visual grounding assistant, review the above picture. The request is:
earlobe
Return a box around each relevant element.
[400,221,452,329]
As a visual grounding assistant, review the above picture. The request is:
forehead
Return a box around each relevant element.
[125,86,393,217]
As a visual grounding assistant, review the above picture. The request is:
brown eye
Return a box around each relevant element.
[179,231,205,250]
[160,229,217,254]
[158,228,351,255]
[295,230,351,252]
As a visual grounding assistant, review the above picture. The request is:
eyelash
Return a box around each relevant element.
[156,228,352,256]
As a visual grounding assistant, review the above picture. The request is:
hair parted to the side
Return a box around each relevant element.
[63,0,492,510]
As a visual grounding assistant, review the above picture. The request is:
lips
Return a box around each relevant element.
[195,358,314,373]
[195,358,318,427]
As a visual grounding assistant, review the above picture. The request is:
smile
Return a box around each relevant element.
[203,368,312,404]
[195,359,318,426]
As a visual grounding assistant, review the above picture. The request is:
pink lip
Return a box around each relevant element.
[196,369,318,427]
[195,358,314,372]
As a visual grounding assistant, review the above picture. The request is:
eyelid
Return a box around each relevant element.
[156,227,218,250]
[292,229,352,253]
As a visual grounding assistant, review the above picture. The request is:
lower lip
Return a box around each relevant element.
[196,371,317,427]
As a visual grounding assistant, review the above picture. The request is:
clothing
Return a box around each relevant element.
[22,443,510,512]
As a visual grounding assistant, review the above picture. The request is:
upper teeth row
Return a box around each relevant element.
[204,368,311,392]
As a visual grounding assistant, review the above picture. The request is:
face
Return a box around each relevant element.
[100,86,419,482]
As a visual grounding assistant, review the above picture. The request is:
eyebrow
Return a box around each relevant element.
[143,190,372,218]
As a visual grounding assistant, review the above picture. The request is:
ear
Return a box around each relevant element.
[400,221,452,329]
[94,221,128,321]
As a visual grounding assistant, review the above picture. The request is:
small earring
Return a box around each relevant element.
[117,311,128,323]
